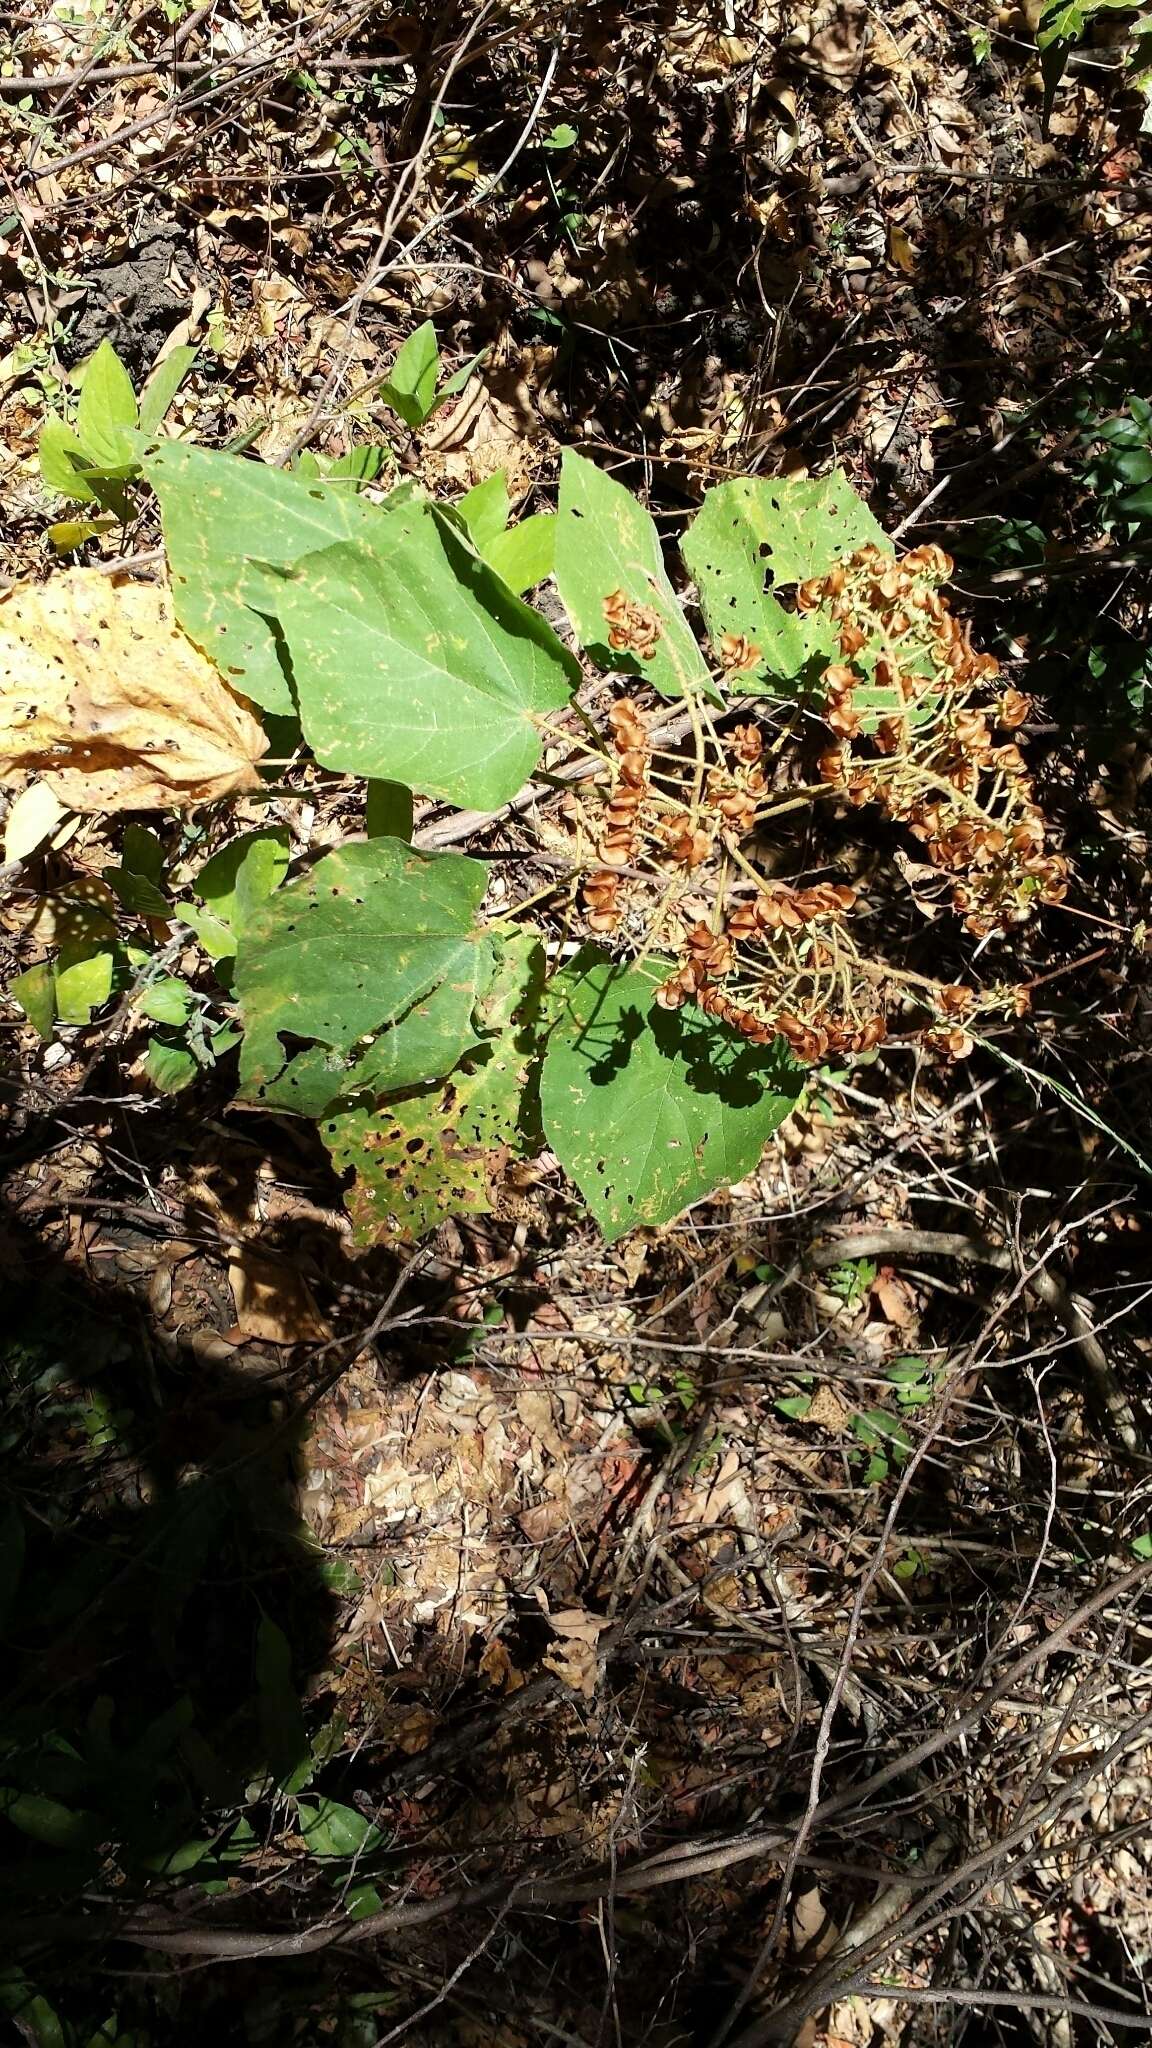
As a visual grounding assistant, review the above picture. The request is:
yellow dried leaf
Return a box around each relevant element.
[0,570,267,811]
[888,225,917,275]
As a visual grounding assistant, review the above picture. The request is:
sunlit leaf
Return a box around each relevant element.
[378,320,440,428]
[555,451,712,699]
[540,948,802,1241]
[234,838,495,1116]
[258,498,575,808]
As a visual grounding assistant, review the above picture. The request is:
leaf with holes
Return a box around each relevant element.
[555,450,713,699]
[683,471,886,691]
[540,949,802,1241]
[255,498,576,808]
[682,484,822,689]
[145,441,411,715]
[322,931,546,1241]
[233,838,496,1116]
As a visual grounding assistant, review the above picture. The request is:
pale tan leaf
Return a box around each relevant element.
[226,1244,329,1345]
[0,570,267,811]
[2,779,70,862]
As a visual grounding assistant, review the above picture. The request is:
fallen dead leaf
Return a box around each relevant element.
[2,778,71,862]
[0,571,267,810]
[226,1243,329,1345]
[788,1,867,89]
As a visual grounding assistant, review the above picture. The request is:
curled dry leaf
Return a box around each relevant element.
[0,569,267,811]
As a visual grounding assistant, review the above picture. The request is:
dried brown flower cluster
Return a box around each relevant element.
[567,546,1055,1067]
[603,588,662,661]
[654,879,889,1064]
[803,544,1069,938]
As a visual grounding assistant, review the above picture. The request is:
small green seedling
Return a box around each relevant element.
[39,338,197,539]
[886,1356,940,1409]
[850,1408,912,1486]
[376,320,487,430]
[826,1256,877,1308]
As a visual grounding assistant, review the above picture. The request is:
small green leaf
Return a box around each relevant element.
[365,780,414,841]
[255,1617,311,1792]
[555,450,713,700]
[775,1394,812,1420]
[76,339,139,466]
[144,1038,198,1092]
[40,417,101,503]
[321,1557,363,1596]
[541,948,802,1241]
[457,470,510,553]
[378,319,440,427]
[11,961,56,1039]
[0,1974,68,2048]
[193,829,291,944]
[54,944,115,1024]
[487,511,557,594]
[429,346,489,410]
[851,1409,912,1462]
[139,976,193,1026]
[345,1883,384,1919]
[45,516,117,553]
[1131,1531,1152,1559]
[325,444,387,484]
[182,905,235,962]
[295,1797,383,1860]
[104,826,171,917]
[0,1787,96,1849]
[542,121,578,149]
[137,344,198,435]
[141,1835,213,1875]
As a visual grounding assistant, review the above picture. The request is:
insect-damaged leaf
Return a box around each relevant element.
[321,932,545,1242]
[682,472,886,691]
[256,499,576,809]
[540,948,802,1241]
[554,450,712,700]
[233,838,496,1117]
[0,570,267,811]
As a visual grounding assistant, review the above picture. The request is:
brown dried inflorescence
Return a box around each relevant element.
[805,544,1068,938]
[572,565,1042,1068]
[603,589,663,661]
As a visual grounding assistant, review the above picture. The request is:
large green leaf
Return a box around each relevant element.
[234,838,495,1115]
[145,441,407,715]
[256,499,576,808]
[322,931,545,1241]
[541,949,802,1241]
[555,450,712,699]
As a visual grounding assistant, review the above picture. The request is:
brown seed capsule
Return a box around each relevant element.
[997,687,1031,729]
[729,722,764,764]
